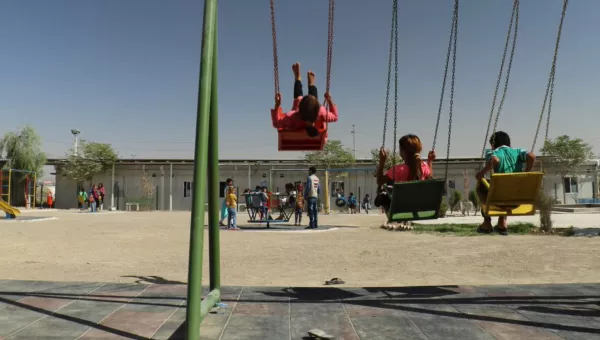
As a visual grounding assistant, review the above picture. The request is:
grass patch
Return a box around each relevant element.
[412,222,537,236]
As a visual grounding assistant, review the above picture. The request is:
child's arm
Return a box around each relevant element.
[376,147,390,186]
[322,93,338,123]
[425,150,436,179]
[525,152,536,172]
[476,156,500,180]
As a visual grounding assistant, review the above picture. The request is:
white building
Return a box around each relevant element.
[50,157,600,211]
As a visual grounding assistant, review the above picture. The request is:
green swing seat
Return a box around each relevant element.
[387,179,446,222]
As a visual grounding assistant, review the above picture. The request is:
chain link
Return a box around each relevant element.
[480,0,519,164]
[445,0,459,181]
[269,0,280,95]
[432,3,456,152]
[392,2,399,160]
[325,0,335,95]
[533,0,568,151]
[381,0,398,149]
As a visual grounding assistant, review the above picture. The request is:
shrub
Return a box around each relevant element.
[449,191,462,213]
[536,193,554,232]
[439,200,448,217]
[468,190,480,214]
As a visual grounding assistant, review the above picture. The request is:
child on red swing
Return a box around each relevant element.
[375,134,436,212]
[272,62,338,138]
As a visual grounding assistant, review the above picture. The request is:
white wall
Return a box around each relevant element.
[54,160,600,210]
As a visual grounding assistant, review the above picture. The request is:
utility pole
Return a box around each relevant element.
[351,124,356,158]
[70,129,80,155]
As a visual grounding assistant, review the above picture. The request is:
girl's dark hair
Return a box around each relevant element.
[489,131,511,149]
[305,126,319,137]
[299,95,321,137]
[299,95,321,122]
[399,134,424,181]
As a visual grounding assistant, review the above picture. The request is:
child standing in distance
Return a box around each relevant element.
[219,178,233,226]
[225,186,239,230]
[304,166,320,229]
[475,131,536,236]
[295,184,305,226]
[347,192,357,214]
[272,62,338,138]
[362,194,371,214]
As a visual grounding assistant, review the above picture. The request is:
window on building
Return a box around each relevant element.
[563,177,578,194]
[184,181,192,198]
[447,180,456,189]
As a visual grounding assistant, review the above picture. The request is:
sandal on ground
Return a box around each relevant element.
[308,329,335,339]
[325,278,345,285]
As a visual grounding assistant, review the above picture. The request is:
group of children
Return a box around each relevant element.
[375,132,535,235]
[77,183,105,212]
[271,62,535,234]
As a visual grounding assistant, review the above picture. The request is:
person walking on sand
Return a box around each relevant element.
[219,178,233,226]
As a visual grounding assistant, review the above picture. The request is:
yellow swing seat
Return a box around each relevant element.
[479,172,544,216]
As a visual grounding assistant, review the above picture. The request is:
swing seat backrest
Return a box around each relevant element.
[388,179,446,222]
[277,123,327,151]
[479,172,544,216]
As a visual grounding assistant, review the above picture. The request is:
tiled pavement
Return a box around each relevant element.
[0,280,599,339]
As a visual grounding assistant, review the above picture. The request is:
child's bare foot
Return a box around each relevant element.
[307,70,315,86]
[292,62,301,80]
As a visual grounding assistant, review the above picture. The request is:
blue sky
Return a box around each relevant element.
[1,0,598,160]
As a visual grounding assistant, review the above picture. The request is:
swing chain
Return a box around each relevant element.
[445,0,459,181]
[325,0,335,95]
[392,1,399,160]
[381,0,398,150]
[270,0,280,95]
[432,0,457,152]
[480,0,519,162]
[532,0,568,151]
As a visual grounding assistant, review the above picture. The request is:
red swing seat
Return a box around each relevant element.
[277,122,327,151]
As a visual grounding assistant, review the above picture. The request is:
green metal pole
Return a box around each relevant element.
[185,0,217,338]
[208,7,221,292]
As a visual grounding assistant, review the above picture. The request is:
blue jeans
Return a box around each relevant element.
[307,197,318,228]
[227,208,237,228]
[90,201,97,212]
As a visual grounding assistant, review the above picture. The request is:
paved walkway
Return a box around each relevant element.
[1,280,599,339]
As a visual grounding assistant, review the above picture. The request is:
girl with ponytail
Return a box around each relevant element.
[272,62,338,139]
[377,134,436,186]
[375,134,436,211]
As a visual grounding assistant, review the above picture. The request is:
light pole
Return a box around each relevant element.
[351,124,356,158]
[70,129,80,155]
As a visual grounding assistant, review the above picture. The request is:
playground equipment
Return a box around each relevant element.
[0,198,20,219]
[476,0,568,216]
[184,0,569,338]
[269,0,336,151]
[268,167,375,214]
[0,169,37,209]
[380,0,456,222]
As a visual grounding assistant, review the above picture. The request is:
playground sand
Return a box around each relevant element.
[1,210,600,287]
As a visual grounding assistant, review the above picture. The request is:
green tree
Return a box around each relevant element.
[449,190,462,213]
[540,135,593,203]
[0,126,47,176]
[60,141,119,184]
[305,140,355,169]
[370,148,403,174]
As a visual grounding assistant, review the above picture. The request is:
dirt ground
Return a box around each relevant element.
[1,210,600,287]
